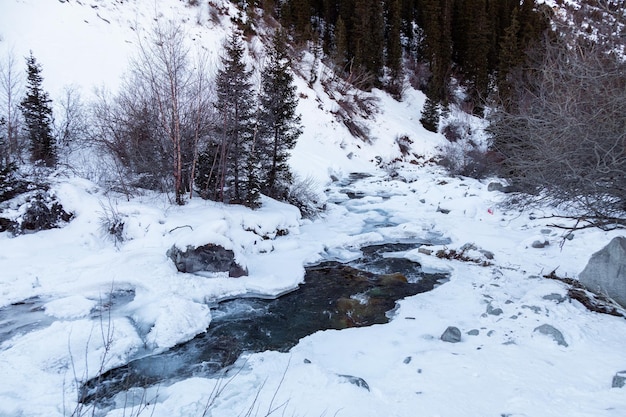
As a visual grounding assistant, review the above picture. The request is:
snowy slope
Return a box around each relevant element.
[1,1,626,417]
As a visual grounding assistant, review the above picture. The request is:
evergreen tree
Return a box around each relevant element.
[418,0,453,129]
[334,16,349,68]
[202,30,258,206]
[420,95,439,132]
[352,0,384,83]
[497,6,522,100]
[385,0,403,76]
[258,29,302,199]
[20,52,55,167]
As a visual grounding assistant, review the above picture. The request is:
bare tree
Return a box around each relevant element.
[92,19,213,203]
[55,85,88,147]
[489,34,626,229]
[0,49,24,164]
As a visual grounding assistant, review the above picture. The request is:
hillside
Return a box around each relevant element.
[1,1,626,417]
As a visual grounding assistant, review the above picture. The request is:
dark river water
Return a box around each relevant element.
[80,242,448,406]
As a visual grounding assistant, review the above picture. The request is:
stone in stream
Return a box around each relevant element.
[167,244,248,277]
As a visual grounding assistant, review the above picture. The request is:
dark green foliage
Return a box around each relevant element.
[385,0,403,95]
[419,96,439,132]
[20,52,56,167]
[195,30,260,208]
[258,29,303,199]
[195,29,302,208]
[263,0,549,119]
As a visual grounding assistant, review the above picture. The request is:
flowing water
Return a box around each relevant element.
[80,244,449,406]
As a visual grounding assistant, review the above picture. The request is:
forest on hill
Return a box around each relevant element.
[1,0,625,228]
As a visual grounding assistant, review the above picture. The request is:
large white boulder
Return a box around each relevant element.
[579,236,626,308]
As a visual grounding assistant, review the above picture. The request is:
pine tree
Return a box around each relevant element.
[20,52,55,167]
[203,30,258,206]
[385,0,403,97]
[258,29,302,199]
[497,6,521,100]
[334,16,349,68]
[420,95,439,132]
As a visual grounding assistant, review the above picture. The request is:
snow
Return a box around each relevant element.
[1,1,626,417]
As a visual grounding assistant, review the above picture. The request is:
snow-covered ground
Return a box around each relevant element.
[1,1,626,416]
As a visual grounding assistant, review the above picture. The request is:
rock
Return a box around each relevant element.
[487,182,504,192]
[531,239,549,249]
[612,371,626,388]
[167,244,248,278]
[486,304,503,316]
[579,236,626,308]
[467,329,480,336]
[1,190,73,235]
[534,324,568,347]
[418,247,433,256]
[338,374,370,391]
[441,326,461,343]
[542,293,565,303]
[379,272,408,285]
[0,217,17,233]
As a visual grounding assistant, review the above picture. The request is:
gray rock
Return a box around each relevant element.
[487,182,504,192]
[579,236,626,308]
[612,371,626,388]
[522,305,542,314]
[487,304,503,316]
[534,324,568,347]
[542,293,566,303]
[441,326,462,343]
[167,244,248,277]
[418,247,433,256]
[531,239,549,249]
[338,374,370,391]
[467,329,480,336]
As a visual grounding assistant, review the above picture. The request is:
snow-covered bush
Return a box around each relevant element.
[286,174,325,218]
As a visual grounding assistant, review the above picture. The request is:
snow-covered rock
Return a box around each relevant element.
[579,236,626,308]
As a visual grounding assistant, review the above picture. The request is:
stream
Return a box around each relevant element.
[81,242,449,406]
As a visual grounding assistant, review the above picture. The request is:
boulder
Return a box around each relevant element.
[167,244,248,278]
[579,236,626,308]
[441,326,461,343]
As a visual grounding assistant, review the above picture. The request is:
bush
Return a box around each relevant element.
[489,35,626,228]
[286,174,325,218]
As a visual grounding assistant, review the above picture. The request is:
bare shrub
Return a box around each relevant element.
[439,142,496,179]
[489,34,626,228]
[286,174,325,218]
[98,200,125,246]
[395,135,413,156]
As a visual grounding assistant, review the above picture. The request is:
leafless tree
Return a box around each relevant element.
[55,85,88,147]
[92,20,214,203]
[0,49,24,164]
[489,33,626,229]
